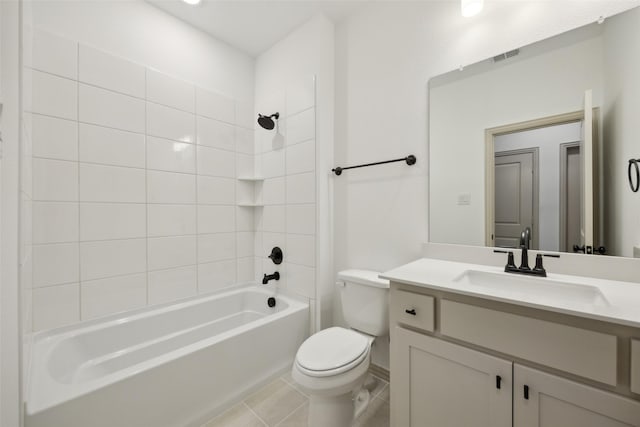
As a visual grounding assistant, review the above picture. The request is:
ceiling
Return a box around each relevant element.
[147,0,367,56]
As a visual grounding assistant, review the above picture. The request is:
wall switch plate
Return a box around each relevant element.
[457,193,471,205]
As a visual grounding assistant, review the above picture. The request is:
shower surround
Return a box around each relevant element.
[25,28,256,332]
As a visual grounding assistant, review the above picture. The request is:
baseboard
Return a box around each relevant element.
[369,363,389,382]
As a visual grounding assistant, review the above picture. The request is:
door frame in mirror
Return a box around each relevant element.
[484,110,597,248]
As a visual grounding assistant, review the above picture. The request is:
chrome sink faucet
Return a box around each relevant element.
[493,247,560,278]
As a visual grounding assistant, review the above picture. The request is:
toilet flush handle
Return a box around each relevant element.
[405,309,417,316]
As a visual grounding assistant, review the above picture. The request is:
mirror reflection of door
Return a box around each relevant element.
[494,150,537,249]
[560,143,582,252]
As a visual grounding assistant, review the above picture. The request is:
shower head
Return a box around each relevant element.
[257,112,280,130]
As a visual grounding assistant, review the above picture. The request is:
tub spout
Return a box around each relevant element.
[262,272,280,285]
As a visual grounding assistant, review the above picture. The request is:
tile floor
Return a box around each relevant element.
[202,371,389,427]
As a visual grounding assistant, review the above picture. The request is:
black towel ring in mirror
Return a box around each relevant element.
[629,159,640,193]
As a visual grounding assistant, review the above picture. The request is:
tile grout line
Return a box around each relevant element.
[194,88,200,295]
[273,399,308,427]
[144,67,149,306]
[76,42,82,322]
[242,402,269,427]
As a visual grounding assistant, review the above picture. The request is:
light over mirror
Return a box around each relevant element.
[428,5,640,258]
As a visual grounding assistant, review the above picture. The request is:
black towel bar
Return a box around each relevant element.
[332,155,416,176]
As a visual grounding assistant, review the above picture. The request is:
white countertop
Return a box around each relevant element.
[381,258,640,329]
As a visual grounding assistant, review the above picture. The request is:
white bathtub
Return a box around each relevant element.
[26,285,309,427]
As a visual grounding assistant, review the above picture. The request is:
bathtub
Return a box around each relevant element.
[26,285,309,427]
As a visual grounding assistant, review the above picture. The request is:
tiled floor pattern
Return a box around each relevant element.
[202,371,389,427]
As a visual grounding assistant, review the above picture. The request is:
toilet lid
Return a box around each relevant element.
[295,327,370,375]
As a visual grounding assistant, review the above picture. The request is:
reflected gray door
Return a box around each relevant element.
[494,150,536,249]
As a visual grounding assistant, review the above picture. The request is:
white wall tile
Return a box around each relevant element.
[79,123,145,168]
[235,98,255,129]
[286,77,315,117]
[147,204,196,237]
[197,205,235,234]
[286,264,315,299]
[147,102,195,143]
[262,149,285,178]
[147,171,196,204]
[196,146,235,178]
[196,116,235,151]
[32,283,80,331]
[80,203,146,241]
[33,202,79,244]
[197,233,236,263]
[31,71,77,120]
[236,206,255,232]
[236,153,254,178]
[79,44,145,98]
[286,140,315,175]
[79,164,146,203]
[261,205,286,233]
[261,232,285,257]
[32,29,78,79]
[286,172,315,204]
[147,69,195,113]
[33,242,79,287]
[81,273,146,319]
[198,260,236,293]
[197,176,235,205]
[33,158,78,201]
[261,177,285,205]
[79,83,145,133]
[286,108,315,145]
[236,232,254,258]
[32,114,78,161]
[235,127,254,155]
[80,239,146,281]
[237,181,255,205]
[147,137,196,174]
[287,204,315,235]
[196,88,234,123]
[148,235,196,271]
[237,257,254,282]
[286,234,315,267]
[148,266,197,304]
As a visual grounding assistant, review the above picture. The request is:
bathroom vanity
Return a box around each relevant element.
[383,258,640,426]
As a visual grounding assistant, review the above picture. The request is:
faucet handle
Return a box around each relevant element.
[494,249,517,272]
[533,254,547,277]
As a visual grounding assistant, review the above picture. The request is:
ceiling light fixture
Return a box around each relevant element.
[183,0,201,5]
[461,0,483,17]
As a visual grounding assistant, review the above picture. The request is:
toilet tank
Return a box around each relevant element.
[337,270,389,337]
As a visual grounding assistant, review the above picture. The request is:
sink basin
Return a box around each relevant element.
[453,270,610,308]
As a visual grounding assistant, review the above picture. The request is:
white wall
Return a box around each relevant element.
[603,6,640,257]
[254,15,335,332]
[333,1,638,369]
[22,1,256,333]
[494,122,582,251]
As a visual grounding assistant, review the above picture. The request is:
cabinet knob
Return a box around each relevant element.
[496,375,502,390]
[524,385,530,400]
[405,309,417,316]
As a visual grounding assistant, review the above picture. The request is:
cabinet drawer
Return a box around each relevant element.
[440,300,617,385]
[394,290,435,332]
[632,339,640,394]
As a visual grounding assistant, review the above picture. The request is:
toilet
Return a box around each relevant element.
[291,270,389,427]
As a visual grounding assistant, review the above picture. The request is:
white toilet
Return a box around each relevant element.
[291,270,389,427]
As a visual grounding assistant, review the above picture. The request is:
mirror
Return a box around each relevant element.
[428,5,640,257]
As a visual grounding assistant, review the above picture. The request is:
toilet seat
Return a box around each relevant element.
[295,327,371,378]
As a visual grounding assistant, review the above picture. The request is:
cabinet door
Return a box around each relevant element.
[391,327,512,427]
[514,364,640,427]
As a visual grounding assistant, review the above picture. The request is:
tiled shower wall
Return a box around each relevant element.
[254,77,317,325]
[26,29,256,331]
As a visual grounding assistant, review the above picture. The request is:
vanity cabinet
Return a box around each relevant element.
[390,285,640,427]
[392,327,512,427]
